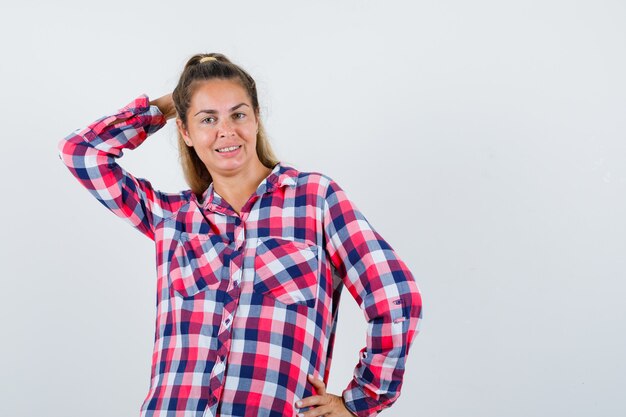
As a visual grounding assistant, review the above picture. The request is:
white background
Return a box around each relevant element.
[1,1,625,416]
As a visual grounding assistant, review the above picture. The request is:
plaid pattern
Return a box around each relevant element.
[57,95,422,417]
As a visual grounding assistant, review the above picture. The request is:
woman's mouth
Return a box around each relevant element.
[216,145,242,154]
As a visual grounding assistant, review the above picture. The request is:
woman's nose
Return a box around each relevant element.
[217,119,235,137]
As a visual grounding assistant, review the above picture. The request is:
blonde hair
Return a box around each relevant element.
[173,53,280,198]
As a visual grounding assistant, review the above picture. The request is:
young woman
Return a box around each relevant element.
[57,53,422,417]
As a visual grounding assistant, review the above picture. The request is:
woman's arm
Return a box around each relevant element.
[57,94,184,241]
[321,177,423,417]
[150,93,176,120]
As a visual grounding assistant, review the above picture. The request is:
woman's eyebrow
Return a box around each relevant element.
[194,103,250,116]
[230,103,249,111]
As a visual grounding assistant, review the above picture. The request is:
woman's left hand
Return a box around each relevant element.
[295,374,358,417]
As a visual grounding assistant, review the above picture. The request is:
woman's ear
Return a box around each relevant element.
[176,118,193,147]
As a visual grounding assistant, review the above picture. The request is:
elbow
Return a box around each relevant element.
[397,269,422,322]
[57,135,72,164]
[406,277,422,343]
[397,272,422,344]
[408,278,422,320]
[57,137,67,158]
[57,130,80,161]
[57,130,93,165]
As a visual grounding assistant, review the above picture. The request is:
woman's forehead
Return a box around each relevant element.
[190,79,252,111]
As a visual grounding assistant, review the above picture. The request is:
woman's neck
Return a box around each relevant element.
[210,162,274,215]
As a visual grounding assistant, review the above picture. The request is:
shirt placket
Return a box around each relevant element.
[203,199,249,415]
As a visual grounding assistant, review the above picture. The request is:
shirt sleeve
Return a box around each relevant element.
[322,177,423,417]
[56,95,179,241]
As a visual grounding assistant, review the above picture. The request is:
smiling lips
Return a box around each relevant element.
[216,145,242,153]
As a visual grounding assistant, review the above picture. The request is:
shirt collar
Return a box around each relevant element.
[199,161,299,213]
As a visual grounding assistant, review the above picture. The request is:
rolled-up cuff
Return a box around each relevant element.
[342,379,383,417]
[81,94,167,153]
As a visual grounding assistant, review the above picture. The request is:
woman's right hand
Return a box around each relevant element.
[150,93,176,120]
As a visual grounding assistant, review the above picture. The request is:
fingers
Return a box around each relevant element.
[296,375,351,417]
[297,404,333,417]
[307,374,327,395]
[296,394,327,408]
[295,395,347,417]
[296,374,328,416]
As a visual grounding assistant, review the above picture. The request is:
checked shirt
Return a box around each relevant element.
[57,95,422,417]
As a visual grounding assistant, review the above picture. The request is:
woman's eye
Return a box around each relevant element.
[202,117,217,124]
[233,112,246,120]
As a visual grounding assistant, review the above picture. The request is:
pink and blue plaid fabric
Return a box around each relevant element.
[57,95,422,417]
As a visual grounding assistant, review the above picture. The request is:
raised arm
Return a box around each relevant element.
[322,177,423,417]
[57,94,184,241]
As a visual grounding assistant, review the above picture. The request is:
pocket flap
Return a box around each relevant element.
[169,233,231,298]
[254,237,319,307]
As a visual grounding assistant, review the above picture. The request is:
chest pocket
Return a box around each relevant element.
[169,233,231,298]
[254,237,319,308]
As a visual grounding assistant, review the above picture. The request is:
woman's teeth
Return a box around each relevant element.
[216,145,241,153]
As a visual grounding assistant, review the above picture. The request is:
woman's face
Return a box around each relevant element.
[177,78,260,179]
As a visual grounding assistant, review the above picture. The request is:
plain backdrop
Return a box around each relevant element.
[1,1,625,416]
